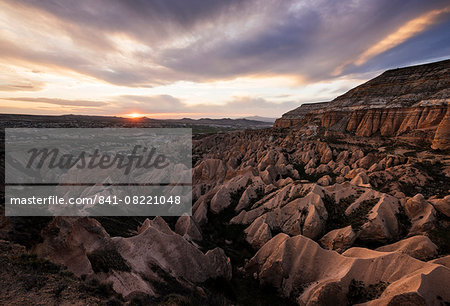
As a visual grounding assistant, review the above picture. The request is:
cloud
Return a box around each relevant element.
[2,94,299,118]
[0,65,46,91]
[0,0,448,87]
[200,97,299,115]
[5,97,108,107]
[111,95,299,118]
[114,95,185,113]
[157,0,450,81]
[338,16,450,75]
[0,82,44,92]
[354,6,450,66]
[16,0,248,42]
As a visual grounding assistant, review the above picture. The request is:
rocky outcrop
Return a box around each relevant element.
[432,104,450,150]
[34,217,231,298]
[330,60,449,109]
[246,234,450,305]
[274,102,329,128]
[404,194,437,235]
[274,60,450,149]
[34,217,110,277]
[375,235,438,260]
[319,225,357,253]
[188,127,450,304]
[358,194,400,243]
[232,184,329,241]
[105,218,231,297]
[429,255,450,269]
[175,215,203,242]
[430,195,450,217]
[0,240,108,305]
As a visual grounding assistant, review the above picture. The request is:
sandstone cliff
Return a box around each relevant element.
[274,59,450,149]
[275,101,330,128]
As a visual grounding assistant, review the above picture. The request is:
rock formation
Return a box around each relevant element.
[34,216,231,299]
[274,60,450,149]
[247,234,450,305]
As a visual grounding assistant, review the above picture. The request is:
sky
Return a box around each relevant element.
[0,0,449,119]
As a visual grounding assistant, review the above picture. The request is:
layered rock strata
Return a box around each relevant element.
[274,60,450,149]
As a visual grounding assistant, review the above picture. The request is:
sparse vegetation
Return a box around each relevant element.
[322,134,346,145]
[323,194,377,233]
[428,211,450,255]
[94,216,148,237]
[412,161,449,198]
[323,194,349,232]
[395,205,411,239]
[87,248,131,273]
[199,189,253,266]
[195,185,297,306]
[145,265,192,298]
[247,186,266,207]
[78,278,117,299]
[349,198,378,231]
[12,253,61,274]
[292,163,328,182]
[0,241,118,304]
[347,279,389,305]
[6,216,53,249]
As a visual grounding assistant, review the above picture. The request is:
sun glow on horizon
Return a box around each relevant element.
[125,112,146,119]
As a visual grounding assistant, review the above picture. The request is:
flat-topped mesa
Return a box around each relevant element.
[274,59,450,149]
[274,102,329,128]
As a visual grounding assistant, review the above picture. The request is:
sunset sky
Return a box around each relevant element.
[0,0,449,119]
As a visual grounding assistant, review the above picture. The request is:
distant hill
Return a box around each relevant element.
[0,114,272,133]
[240,116,277,123]
[166,117,272,128]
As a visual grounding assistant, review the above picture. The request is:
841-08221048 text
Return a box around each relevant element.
[9,195,182,206]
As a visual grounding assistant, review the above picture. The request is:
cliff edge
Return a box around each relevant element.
[274,59,450,149]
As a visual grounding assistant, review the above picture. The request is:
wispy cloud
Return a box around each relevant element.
[4,97,108,107]
[1,0,448,85]
[111,95,300,118]
[1,94,299,118]
[354,6,450,66]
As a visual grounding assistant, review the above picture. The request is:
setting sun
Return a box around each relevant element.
[125,112,145,119]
